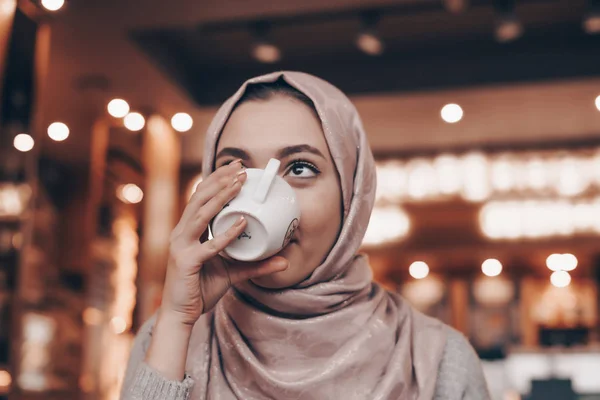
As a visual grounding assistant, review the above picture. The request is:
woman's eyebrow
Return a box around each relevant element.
[277,144,326,160]
[215,147,251,161]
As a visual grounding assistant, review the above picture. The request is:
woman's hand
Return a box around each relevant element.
[160,159,289,327]
[145,160,289,381]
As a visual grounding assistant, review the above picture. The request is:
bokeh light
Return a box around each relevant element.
[107,99,130,118]
[409,261,430,279]
[482,258,503,277]
[550,270,571,288]
[47,122,69,141]
[13,133,34,152]
[441,103,463,123]
[41,0,64,11]
[171,112,193,132]
[123,112,145,131]
[117,184,143,204]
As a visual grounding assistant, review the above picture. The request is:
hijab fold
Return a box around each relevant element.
[186,71,446,400]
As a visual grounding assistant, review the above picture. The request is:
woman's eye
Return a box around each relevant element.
[285,161,320,178]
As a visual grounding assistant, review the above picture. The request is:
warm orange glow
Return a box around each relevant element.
[252,42,281,63]
[0,370,11,387]
[356,32,384,56]
[83,307,103,326]
[110,316,127,334]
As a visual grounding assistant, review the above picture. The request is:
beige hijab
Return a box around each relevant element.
[187,71,447,399]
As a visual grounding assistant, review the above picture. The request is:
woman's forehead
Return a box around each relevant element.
[216,98,329,157]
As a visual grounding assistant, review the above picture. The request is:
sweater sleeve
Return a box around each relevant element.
[119,315,194,400]
[434,327,491,400]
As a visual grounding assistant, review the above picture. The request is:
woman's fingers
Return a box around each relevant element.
[227,257,289,285]
[198,215,248,259]
[186,173,246,239]
[180,160,245,223]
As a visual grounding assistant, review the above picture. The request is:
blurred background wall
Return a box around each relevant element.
[1,0,600,399]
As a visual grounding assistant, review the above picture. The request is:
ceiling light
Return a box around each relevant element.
[41,0,64,11]
[250,21,281,64]
[123,112,145,132]
[356,31,384,56]
[595,94,600,111]
[357,11,384,56]
[47,122,69,141]
[441,103,463,123]
[493,0,523,43]
[251,42,281,63]
[583,0,600,34]
[107,99,130,118]
[495,15,523,42]
[171,112,193,132]
[584,14,600,34]
[443,0,469,13]
[13,133,34,152]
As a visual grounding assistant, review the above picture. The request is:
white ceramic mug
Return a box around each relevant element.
[210,158,301,262]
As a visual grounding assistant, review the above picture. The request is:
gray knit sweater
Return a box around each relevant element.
[120,319,490,400]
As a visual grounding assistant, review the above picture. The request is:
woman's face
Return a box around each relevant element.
[215,95,342,289]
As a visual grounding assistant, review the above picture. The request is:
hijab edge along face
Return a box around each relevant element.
[202,71,376,288]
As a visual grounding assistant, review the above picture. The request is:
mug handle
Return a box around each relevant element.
[253,158,281,203]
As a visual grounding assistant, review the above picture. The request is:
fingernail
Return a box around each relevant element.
[231,159,242,166]
[234,216,245,227]
[236,169,246,177]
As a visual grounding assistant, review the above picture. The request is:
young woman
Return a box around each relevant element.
[120,71,490,400]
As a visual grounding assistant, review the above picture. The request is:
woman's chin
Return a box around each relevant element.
[250,242,312,289]
[251,268,298,289]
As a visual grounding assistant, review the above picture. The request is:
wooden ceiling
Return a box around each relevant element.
[131,0,600,106]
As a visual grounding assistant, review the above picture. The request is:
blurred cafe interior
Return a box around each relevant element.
[1,0,600,399]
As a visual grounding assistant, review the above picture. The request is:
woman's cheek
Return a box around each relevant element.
[297,185,339,231]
